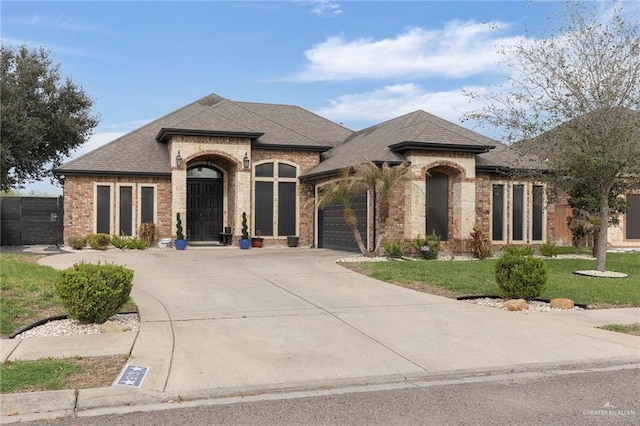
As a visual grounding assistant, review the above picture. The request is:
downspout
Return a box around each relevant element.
[372,190,376,252]
[313,184,318,248]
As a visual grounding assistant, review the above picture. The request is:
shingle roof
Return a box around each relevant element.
[302,110,498,179]
[476,142,547,172]
[55,93,353,175]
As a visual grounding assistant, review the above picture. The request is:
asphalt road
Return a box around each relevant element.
[29,367,639,426]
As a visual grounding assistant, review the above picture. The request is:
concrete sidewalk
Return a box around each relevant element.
[2,248,639,423]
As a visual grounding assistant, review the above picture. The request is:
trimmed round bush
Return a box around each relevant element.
[67,236,87,250]
[54,262,134,324]
[495,251,548,301]
[87,233,111,250]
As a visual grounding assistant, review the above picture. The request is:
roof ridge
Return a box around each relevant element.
[408,110,496,146]
[228,102,324,145]
[57,93,226,169]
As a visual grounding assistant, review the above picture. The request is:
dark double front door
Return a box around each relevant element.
[187,179,223,241]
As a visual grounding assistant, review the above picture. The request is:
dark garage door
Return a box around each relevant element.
[319,194,368,252]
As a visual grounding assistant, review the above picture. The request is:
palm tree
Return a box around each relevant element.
[354,160,410,254]
[317,168,370,256]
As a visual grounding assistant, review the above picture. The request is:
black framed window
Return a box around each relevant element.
[255,181,274,235]
[96,185,111,234]
[254,161,298,237]
[626,194,640,240]
[426,172,449,241]
[492,184,504,241]
[278,182,296,236]
[255,163,274,178]
[512,184,524,241]
[141,186,155,224]
[119,186,133,236]
[532,185,544,241]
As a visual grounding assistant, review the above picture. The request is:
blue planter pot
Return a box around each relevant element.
[239,238,250,250]
[175,239,188,250]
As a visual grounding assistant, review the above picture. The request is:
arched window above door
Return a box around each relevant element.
[187,166,222,179]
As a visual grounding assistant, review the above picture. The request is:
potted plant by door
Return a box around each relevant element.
[239,212,250,249]
[251,229,264,248]
[175,213,187,250]
[287,235,299,247]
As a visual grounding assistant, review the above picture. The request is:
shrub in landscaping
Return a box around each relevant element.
[67,236,87,250]
[495,250,548,301]
[110,234,131,249]
[87,233,111,250]
[539,242,558,257]
[502,246,534,256]
[415,231,440,260]
[138,223,156,246]
[383,240,406,258]
[127,238,148,250]
[469,226,492,259]
[54,262,134,324]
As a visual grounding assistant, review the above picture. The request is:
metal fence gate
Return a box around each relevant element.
[0,197,63,246]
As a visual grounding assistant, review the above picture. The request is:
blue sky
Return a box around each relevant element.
[1,1,632,194]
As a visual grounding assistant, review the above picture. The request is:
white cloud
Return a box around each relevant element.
[316,83,489,129]
[311,0,343,17]
[290,21,524,81]
[5,14,99,31]
[0,36,96,57]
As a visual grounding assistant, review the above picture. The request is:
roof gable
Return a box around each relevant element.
[56,93,352,175]
[302,110,497,179]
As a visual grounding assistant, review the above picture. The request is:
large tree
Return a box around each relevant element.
[466,1,640,272]
[1,45,99,191]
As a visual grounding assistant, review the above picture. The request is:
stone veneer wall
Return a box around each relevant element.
[168,135,249,241]
[252,148,322,247]
[62,175,172,244]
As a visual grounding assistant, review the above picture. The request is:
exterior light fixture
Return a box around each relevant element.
[243,152,250,169]
[176,150,183,168]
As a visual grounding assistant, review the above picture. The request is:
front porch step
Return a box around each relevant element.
[187,241,227,247]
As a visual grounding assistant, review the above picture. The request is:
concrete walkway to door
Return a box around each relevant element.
[2,247,639,420]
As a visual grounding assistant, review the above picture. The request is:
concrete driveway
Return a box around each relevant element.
[38,248,640,396]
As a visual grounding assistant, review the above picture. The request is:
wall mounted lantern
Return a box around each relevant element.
[176,150,183,168]
[243,152,250,169]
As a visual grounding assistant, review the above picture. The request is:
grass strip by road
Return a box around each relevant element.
[1,358,82,393]
[344,252,640,308]
[598,323,640,336]
[1,355,129,393]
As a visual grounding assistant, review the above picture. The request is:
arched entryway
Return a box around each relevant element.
[187,165,223,241]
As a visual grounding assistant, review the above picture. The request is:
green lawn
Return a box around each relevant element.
[347,252,640,307]
[0,253,137,337]
[0,254,65,336]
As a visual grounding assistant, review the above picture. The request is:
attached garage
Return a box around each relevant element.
[626,194,640,240]
[318,194,368,252]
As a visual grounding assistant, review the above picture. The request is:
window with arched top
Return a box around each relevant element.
[426,172,449,241]
[254,162,298,236]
